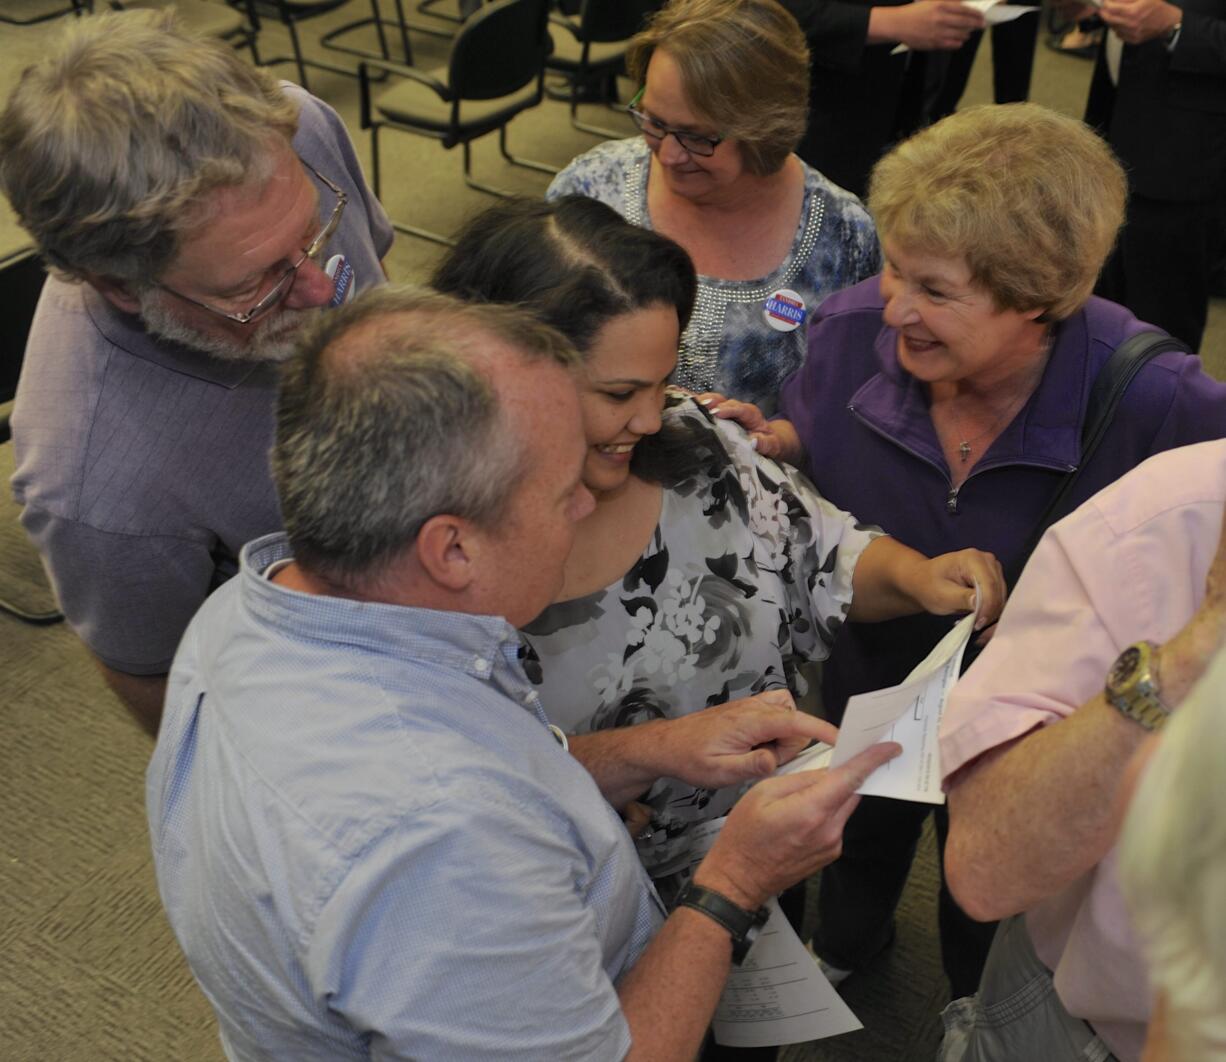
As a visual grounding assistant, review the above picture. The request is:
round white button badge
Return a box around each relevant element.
[763,289,806,332]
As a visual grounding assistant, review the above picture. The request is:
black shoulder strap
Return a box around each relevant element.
[1010,329,1193,585]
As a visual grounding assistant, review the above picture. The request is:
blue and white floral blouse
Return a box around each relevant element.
[546,138,882,415]
[521,399,881,890]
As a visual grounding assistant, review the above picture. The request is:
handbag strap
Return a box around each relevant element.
[1009,329,1193,587]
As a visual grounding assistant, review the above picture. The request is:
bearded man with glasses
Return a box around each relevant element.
[0,9,393,736]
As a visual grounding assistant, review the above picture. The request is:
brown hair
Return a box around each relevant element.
[626,0,809,177]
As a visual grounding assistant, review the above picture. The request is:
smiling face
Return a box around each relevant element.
[879,241,1047,390]
[138,146,340,362]
[578,303,680,496]
[639,49,744,202]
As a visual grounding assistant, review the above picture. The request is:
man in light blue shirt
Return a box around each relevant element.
[147,288,897,1060]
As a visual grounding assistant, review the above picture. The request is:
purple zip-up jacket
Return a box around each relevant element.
[778,276,1226,719]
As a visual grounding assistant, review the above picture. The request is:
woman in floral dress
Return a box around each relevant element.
[432,196,1004,903]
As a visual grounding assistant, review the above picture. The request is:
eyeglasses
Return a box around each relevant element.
[626,87,724,158]
[155,162,348,325]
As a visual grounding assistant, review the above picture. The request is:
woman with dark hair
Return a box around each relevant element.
[433,196,1005,909]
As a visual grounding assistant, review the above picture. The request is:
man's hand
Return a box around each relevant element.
[869,0,987,50]
[1099,0,1181,44]
[568,690,830,806]
[694,393,803,464]
[651,690,833,789]
[694,741,903,909]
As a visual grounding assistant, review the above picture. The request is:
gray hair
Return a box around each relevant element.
[1119,648,1226,1060]
[0,8,299,283]
[273,286,581,588]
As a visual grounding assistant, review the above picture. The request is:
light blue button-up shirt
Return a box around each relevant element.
[148,533,665,1060]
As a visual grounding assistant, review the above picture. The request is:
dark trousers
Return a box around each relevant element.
[930,14,1041,121]
[811,797,997,1000]
[1096,193,1226,353]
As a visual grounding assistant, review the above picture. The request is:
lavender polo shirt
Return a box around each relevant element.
[9,86,392,675]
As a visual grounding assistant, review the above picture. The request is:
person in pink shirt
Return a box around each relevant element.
[938,439,1226,1062]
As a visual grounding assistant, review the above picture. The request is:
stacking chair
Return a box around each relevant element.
[0,1,81,25]
[546,0,658,137]
[359,0,553,245]
[237,0,389,90]
[100,0,261,58]
[0,249,64,627]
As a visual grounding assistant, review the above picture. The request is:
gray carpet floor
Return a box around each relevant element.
[1,3,1222,1059]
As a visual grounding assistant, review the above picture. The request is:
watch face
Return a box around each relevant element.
[1109,645,1142,689]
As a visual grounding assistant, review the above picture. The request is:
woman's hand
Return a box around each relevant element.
[908,548,1006,629]
[850,538,1006,626]
[694,392,803,464]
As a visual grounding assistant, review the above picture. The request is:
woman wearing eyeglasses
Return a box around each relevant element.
[546,0,879,415]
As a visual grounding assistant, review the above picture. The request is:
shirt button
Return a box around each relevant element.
[473,656,490,674]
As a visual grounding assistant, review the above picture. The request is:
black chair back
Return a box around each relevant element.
[579,0,656,44]
[0,251,48,443]
[449,0,550,100]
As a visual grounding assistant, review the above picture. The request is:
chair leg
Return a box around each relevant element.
[376,127,455,245]
[0,598,64,626]
[494,126,559,178]
[287,19,311,90]
[389,220,456,246]
[569,112,633,140]
[371,0,391,60]
[370,123,383,200]
[567,82,633,139]
[462,141,515,198]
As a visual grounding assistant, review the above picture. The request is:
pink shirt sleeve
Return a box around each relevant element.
[939,445,1225,786]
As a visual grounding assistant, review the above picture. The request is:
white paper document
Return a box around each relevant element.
[685,819,862,1048]
[892,0,1038,52]
[712,898,863,1047]
[830,610,977,803]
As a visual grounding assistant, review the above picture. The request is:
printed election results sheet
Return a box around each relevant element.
[686,820,862,1048]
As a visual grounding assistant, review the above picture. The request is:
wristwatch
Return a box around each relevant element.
[676,882,771,965]
[1105,640,1170,731]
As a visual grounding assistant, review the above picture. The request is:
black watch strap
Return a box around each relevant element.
[676,883,771,965]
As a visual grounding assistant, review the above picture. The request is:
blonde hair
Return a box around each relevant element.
[868,104,1127,319]
[1119,648,1226,1062]
[626,0,809,177]
[0,9,299,283]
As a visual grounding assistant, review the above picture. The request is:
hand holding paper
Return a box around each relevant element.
[774,596,982,803]
[890,0,1036,52]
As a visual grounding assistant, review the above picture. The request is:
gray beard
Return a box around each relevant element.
[137,289,319,364]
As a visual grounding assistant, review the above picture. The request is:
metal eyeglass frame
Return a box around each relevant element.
[625,86,725,158]
[154,163,348,325]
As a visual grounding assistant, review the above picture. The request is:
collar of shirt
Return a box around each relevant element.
[82,282,265,390]
[850,310,1090,474]
[239,533,544,715]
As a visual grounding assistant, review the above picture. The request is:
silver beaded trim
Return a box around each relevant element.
[625,155,826,393]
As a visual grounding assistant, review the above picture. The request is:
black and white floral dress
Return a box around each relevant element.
[521,399,881,892]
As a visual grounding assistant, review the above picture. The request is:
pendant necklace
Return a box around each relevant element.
[948,332,1053,464]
